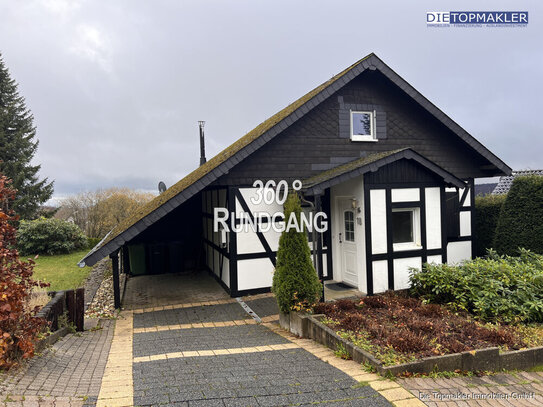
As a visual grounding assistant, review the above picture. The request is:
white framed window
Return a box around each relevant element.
[391,208,421,251]
[344,210,355,242]
[350,110,377,142]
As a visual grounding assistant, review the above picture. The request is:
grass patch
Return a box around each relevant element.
[528,365,543,372]
[29,250,91,291]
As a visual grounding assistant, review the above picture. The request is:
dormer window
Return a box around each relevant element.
[350,110,377,142]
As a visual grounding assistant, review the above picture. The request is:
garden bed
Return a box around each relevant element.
[307,293,543,375]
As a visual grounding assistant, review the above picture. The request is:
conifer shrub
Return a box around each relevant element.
[493,176,543,255]
[272,193,322,313]
[474,194,506,257]
[17,218,87,255]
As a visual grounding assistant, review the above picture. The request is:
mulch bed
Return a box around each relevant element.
[314,292,527,363]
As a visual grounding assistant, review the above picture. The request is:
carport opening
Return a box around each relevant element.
[123,193,203,275]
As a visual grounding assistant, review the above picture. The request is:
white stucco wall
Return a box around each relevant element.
[425,187,442,250]
[370,189,387,255]
[447,241,471,264]
[391,188,420,202]
[460,211,471,236]
[372,260,388,294]
[237,258,275,291]
[393,257,421,290]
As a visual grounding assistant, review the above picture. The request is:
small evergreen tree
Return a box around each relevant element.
[493,175,543,255]
[272,193,322,313]
[0,53,53,219]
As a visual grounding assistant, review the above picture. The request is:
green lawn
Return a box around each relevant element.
[28,249,92,291]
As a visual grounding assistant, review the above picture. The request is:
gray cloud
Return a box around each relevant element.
[1,0,541,197]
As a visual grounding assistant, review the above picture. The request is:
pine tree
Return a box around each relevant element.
[0,53,53,219]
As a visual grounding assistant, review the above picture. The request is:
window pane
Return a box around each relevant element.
[344,211,355,242]
[352,112,372,136]
[391,211,413,244]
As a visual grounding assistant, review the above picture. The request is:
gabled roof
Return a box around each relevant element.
[302,148,466,196]
[80,53,510,267]
[492,170,543,195]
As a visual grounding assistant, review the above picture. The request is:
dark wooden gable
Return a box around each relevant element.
[364,158,442,186]
[214,70,489,187]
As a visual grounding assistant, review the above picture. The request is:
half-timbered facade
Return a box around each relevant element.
[81,53,510,299]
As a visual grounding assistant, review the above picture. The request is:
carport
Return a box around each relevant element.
[80,191,208,309]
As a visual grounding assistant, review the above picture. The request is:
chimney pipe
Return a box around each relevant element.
[198,121,206,166]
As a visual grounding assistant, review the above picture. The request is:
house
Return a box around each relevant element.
[80,53,511,303]
[492,170,543,194]
[474,183,497,196]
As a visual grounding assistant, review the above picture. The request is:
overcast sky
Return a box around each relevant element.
[1,0,541,202]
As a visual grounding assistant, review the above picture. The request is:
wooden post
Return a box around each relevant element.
[122,245,130,275]
[66,289,76,326]
[75,287,85,332]
[110,250,121,309]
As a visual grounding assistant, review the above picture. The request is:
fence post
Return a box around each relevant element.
[75,287,85,332]
[66,290,76,326]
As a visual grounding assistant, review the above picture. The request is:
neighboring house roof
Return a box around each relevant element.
[302,148,466,196]
[80,53,511,267]
[474,183,497,196]
[492,170,543,195]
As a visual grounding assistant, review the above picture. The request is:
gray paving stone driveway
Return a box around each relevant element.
[133,325,290,357]
[242,298,279,320]
[132,303,250,328]
[132,303,392,407]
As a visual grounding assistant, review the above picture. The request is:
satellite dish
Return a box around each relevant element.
[158,181,167,194]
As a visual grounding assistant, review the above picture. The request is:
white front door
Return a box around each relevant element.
[338,199,358,287]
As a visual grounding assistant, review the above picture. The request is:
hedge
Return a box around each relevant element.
[474,194,506,257]
[493,176,543,255]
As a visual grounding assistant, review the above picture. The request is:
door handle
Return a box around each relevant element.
[339,233,342,243]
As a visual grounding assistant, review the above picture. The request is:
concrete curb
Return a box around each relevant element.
[36,326,70,353]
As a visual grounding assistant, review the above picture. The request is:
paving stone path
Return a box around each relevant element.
[0,320,114,406]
